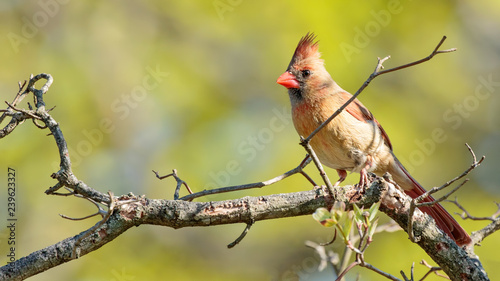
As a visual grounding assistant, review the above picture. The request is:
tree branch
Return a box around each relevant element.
[0,184,381,280]
[380,180,489,280]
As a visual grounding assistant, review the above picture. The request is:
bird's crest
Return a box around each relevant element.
[287,32,323,70]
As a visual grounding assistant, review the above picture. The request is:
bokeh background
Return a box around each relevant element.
[1,1,499,280]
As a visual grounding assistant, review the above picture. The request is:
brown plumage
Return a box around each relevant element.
[277,33,471,246]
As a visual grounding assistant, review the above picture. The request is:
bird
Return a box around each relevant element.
[276,32,471,246]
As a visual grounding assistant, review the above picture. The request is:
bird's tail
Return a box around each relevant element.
[388,158,471,246]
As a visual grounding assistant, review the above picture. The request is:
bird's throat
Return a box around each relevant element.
[288,88,303,104]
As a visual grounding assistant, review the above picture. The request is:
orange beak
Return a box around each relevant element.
[277,71,300,89]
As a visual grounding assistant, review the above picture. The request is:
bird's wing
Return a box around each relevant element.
[338,91,393,150]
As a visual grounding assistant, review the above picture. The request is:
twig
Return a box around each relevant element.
[0,80,27,124]
[305,240,339,272]
[400,263,415,281]
[11,80,28,106]
[320,229,337,246]
[60,196,107,221]
[408,144,484,242]
[72,191,115,259]
[300,137,335,194]
[153,169,193,200]
[336,261,359,281]
[375,37,456,76]
[298,154,317,186]
[414,144,484,207]
[336,258,402,281]
[362,261,402,281]
[471,217,500,245]
[338,244,353,280]
[400,271,411,281]
[45,182,65,195]
[179,155,313,201]
[335,221,400,279]
[60,212,102,221]
[32,118,48,129]
[417,179,468,207]
[28,73,53,109]
[411,262,415,281]
[1,74,54,138]
[419,259,449,281]
[227,220,254,248]
[448,198,500,221]
[462,199,500,244]
[5,101,42,119]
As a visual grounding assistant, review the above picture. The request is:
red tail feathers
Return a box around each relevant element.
[392,160,471,246]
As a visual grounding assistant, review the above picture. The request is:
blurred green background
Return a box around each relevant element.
[1,1,499,280]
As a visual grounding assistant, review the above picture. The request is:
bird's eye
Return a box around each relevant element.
[302,69,311,78]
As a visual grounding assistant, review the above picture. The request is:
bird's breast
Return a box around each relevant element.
[292,100,355,170]
[291,98,388,172]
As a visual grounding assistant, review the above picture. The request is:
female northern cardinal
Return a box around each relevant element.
[277,33,471,246]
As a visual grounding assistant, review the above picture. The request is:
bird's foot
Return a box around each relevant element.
[349,170,371,202]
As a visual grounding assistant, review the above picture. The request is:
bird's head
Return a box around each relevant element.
[277,33,334,102]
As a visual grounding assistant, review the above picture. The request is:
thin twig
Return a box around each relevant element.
[320,229,337,246]
[400,263,415,281]
[153,169,193,200]
[339,244,353,279]
[179,155,313,201]
[414,143,484,206]
[336,261,359,281]
[362,261,402,281]
[32,118,48,129]
[471,218,500,245]
[11,80,28,106]
[411,262,415,281]
[417,179,468,207]
[305,240,340,272]
[227,220,254,248]
[72,191,115,259]
[419,260,449,281]
[300,137,335,193]
[60,195,107,221]
[60,212,101,221]
[400,271,411,281]
[408,144,484,242]
[447,198,500,221]
[5,101,41,119]
[0,80,28,124]
[299,154,317,186]
[376,37,455,76]
[45,182,65,195]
